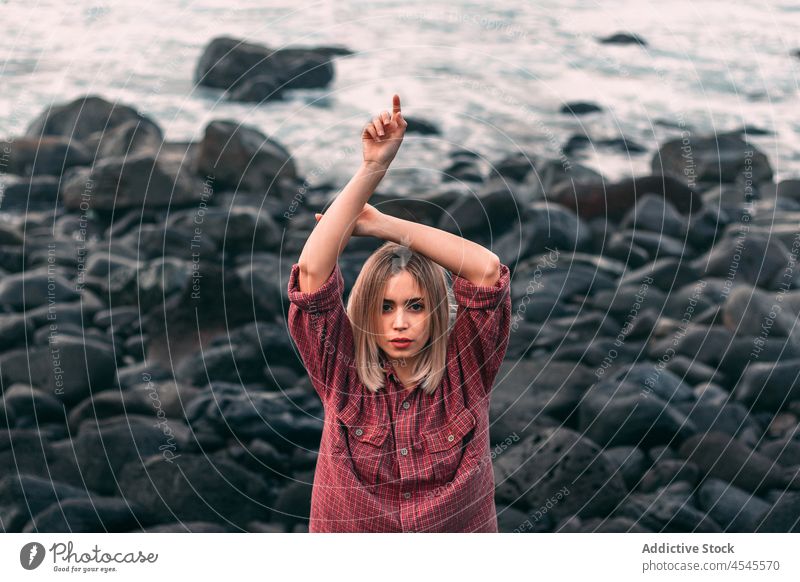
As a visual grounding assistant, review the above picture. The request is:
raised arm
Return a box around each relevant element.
[370,215,502,288]
[297,94,408,293]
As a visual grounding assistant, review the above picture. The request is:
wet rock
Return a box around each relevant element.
[696,478,771,532]
[24,497,156,533]
[734,360,800,412]
[679,431,799,493]
[559,101,603,115]
[0,136,91,176]
[598,32,648,46]
[546,174,699,221]
[653,133,772,185]
[195,119,297,193]
[61,150,203,211]
[118,454,272,527]
[25,95,161,142]
[493,426,628,520]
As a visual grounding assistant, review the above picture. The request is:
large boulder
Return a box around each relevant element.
[26,95,161,142]
[194,119,297,194]
[195,36,350,97]
[652,132,772,186]
[61,150,203,211]
[0,136,92,176]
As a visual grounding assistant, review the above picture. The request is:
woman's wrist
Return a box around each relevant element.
[362,159,391,173]
[370,213,401,241]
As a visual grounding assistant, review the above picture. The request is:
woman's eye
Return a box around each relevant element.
[411,303,424,311]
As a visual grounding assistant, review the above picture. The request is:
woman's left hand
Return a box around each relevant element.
[315,203,384,237]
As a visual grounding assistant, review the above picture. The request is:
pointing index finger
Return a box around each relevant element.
[392,94,401,115]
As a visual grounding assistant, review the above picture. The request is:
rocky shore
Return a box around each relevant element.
[1,39,800,532]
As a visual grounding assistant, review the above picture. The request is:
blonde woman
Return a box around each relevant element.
[287,94,511,532]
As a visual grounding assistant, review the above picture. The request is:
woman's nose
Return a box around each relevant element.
[393,310,408,328]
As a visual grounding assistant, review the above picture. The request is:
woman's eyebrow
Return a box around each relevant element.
[383,297,425,304]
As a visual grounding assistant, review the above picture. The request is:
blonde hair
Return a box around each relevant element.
[346,241,455,395]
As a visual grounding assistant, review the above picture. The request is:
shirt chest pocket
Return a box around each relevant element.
[343,421,390,487]
[422,407,477,484]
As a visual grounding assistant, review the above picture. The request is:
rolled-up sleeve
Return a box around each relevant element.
[287,262,355,404]
[449,262,512,397]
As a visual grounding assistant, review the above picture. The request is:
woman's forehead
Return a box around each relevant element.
[382,270,424,300]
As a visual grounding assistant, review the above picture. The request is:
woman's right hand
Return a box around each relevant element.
[362,94,407,168]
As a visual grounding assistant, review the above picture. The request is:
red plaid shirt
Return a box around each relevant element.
[287,259,511,532]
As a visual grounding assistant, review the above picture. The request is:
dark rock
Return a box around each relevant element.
[664,355,725,387]
[404,117,439,135]
[226,75,286,102]
[602,446,648,490]
[615,489,722,532]
[2,384,65,427]
[639,459,700,492]
[493,426,628,519]
[140,521,235,532]
[195,36,344,93]
[118,453,272,527]
[0,136,92,176]
[619,193,687,239]
[0,175,62,211]
[498,505,547,532]
[559,101,603,115]
[0,335,116,406]
[596,136,647,154]
[579,516,651,532]
[0,268,80,310]
[26,95,161,142]
[696,478,771,532]
[491,152,535,182]
[491,360,596,425]
[24,496,155,533]
[723,285,799,338]
[270,476,313,531]
[61,150,203,211]
[759,438,800,467]
[437,182,518,235]
[755,492,800,532]
[546,174,699,221]
[652,133,772,186]
[734,360,800,413]
[89,118,164,159]
[579,388,697,448]
[167,205,281,254]
[525,159,602,198]
[679,431,799,493]
[67,390,153,433]
[184,382,322,447]
[72,416,188,495]
[0,474,90,532]
[759,179,800,204]
[0,430,83,486]
[195,119,297,193]
[598,32,648,46]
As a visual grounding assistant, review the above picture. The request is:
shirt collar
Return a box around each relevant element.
[381,357,399,382]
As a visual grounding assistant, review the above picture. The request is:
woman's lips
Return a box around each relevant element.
[390,339,412,348]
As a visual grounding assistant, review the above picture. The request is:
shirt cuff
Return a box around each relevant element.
[287,262,345,312]
[452,263,510,310]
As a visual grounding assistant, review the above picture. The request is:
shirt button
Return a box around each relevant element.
[400,448,408,455]
[402,401,410,410]
[355,428,363,436]
[403,492,411,499]
[447,434,455,442]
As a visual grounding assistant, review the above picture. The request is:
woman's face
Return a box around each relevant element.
[377,269,431,364]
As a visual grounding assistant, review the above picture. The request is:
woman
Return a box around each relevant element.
[287,94,512,532]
